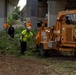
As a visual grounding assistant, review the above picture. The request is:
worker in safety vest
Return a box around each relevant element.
[26,21,32,27]
[44,18,48,27]
[20,26,33,55]
[41,23,47,30]
[3,21,9,32]
[36,31,41,50]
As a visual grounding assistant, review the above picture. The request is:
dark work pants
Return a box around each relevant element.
[10,34,14,38]
[36,44,39,51]
[45,23,47,27]
[20,41,27,54]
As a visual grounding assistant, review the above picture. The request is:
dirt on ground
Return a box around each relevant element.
[0,55,76,75]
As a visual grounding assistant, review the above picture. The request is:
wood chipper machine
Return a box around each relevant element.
[36,10,76,56]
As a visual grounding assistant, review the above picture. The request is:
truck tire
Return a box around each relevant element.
[74,49,76,56]
[39,43,46,56]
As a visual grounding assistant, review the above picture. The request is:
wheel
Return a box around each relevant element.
[39,43,46,56]
[74,49,76,56]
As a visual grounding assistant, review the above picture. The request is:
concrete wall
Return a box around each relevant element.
[0,0,5,30]
[21,0,76,29]
[0,0,18,30]
[0,0,14,30]
[26,0,38,29]
[66,0,76,10]
[7,3,13,15]
[49,0,66,26]
[38,0,47,19]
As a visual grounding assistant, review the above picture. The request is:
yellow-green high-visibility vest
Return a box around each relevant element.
[20,30,33,42]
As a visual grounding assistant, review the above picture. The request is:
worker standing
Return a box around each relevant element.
[44,19,48,27]
[26,21,32,27]
[3,21,9,33]
[36,31,41,50]
[20,25,33,55]
[36,22,47,50]
[8,25,15,38]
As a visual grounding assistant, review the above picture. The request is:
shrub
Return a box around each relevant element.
[0,27,38,56]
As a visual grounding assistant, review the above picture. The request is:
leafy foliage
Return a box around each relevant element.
[12,6,20,20]
[7,13,14,25]
[7,6,20,25]
[0,27,38,56]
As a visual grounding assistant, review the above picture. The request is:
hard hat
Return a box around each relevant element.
[42,23,45,27]
[26,22,31,27]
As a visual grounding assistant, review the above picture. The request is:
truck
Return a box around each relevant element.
[36,10,76,56]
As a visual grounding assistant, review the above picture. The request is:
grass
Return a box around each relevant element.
[0,26,38,56]
[0,26,75,57]
[0,27,76,75]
